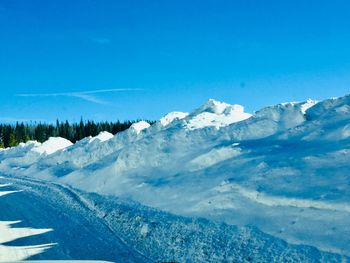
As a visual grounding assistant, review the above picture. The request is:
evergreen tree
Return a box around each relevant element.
[0,119,154,148]
[9,132,17,147]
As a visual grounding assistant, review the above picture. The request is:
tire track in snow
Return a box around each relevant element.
[50,181,153,262]
[0,174,151,262]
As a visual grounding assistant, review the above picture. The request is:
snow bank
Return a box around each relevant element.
[32,137,73,155]
[1,95,350,257]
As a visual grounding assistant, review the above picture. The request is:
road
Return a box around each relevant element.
[0,174,148,262]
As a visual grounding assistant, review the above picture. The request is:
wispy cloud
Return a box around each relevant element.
[16,88,143,105]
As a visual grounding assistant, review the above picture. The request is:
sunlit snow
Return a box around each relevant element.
[0,187,54,261]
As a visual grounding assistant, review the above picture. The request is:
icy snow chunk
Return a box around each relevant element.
[160,112,189,126]
[186,99,252,130]
[32,137,73,155]
[129,121,150,134]
[140,223,149,236]
[89,131,114,143]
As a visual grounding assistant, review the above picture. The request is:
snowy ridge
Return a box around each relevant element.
[0,95,350,259]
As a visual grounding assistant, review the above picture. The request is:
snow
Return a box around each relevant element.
[159,111,189,126]
[0,175,147,261]
[185,99,252,129]
[129,121,150,134]
[187,145,241,172]
[18,140,41,148]
[140,223,149,236]
[31,137,73,155]
[300,99,318,113]
[0,95,350,260]
[89,131,114,143]
[0,188,54,261]
[0,174,344,262]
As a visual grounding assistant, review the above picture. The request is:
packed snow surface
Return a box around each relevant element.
[1,95,350,261]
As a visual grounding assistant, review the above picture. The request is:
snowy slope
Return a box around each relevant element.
[0,95,350,259]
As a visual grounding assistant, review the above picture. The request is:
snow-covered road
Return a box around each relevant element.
[0,175,148,262]
[0,174,347,262]
[0,183,54,261]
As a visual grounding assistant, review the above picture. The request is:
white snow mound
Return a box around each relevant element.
[89,131,114,143]
[129,121,150,134]
[186,99,252,130]
[32,137,73,155]
[160,112,189,126]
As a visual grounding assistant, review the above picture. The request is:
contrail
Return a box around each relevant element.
[16,88,143,104]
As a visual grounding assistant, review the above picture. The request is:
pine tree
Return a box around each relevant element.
[9,132,17,147]
[0,119,146,146]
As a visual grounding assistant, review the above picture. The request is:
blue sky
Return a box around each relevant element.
[0,0,350,122]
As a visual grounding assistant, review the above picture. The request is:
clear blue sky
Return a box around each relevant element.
[0,0,349,122]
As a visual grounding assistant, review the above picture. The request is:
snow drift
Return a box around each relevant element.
[1,95,350,259]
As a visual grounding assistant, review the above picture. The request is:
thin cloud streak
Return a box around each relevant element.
[16,88,143,104]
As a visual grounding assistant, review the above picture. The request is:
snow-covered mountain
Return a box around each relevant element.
[1,94,350,261]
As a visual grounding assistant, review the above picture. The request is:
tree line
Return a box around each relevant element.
[0,119,153,148]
